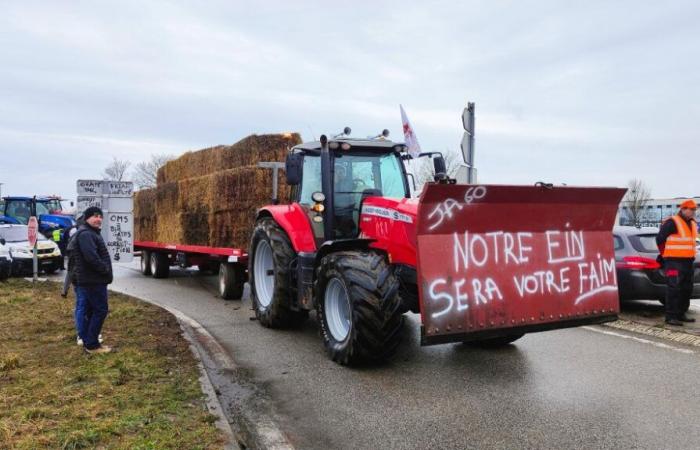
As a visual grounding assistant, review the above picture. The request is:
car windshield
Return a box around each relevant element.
[0,226,47,243]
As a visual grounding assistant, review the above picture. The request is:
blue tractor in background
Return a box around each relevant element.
[0,196,76,239]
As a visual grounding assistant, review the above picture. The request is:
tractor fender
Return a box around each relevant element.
[314,238,379,267]
[256,204,316,253]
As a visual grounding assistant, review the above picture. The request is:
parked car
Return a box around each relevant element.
[614,226,700,305]
[0,224,62,275]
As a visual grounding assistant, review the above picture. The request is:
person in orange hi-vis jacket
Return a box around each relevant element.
[656,199,698,326]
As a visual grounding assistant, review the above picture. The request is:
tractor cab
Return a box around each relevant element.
[286,133,412,243]
[1,197,76,236]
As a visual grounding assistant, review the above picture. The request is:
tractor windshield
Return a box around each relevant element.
[43,199,63,213]
[333,151,407,237]
[5,200,50,224]
[298,150,408,238]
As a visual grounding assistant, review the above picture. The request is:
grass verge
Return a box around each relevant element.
[0,278,224,449]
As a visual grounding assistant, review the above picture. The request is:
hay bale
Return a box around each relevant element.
[134,189,158,242]
[155,182,179,216]
[157,133,302,184]
[136,132,300,247]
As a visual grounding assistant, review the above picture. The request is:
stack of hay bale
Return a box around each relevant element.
[134,133,301,249]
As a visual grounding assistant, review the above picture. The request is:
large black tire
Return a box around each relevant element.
[150,252,170,279]
[219,263,245,300]
[140,251,152,276]
[467,334,524,348]
[249,219,307,327]
[316,250,404,365]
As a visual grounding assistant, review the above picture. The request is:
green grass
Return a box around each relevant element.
[0,279,224,449]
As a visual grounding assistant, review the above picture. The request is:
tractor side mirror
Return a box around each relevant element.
[433,155,447,180]
[285,153,303,185]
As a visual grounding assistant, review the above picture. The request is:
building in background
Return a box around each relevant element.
[618,196,700,227]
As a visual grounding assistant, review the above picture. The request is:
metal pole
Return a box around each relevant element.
[467,102,476,183]
[31,196,37,284]
[32,241,38,284]
[320,135,334,241]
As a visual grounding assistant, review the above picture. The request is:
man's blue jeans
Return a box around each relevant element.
[74,285,109,350]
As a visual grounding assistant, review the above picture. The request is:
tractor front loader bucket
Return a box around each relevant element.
[416,184,626,345]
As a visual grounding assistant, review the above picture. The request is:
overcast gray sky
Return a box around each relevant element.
[1,0,698,201]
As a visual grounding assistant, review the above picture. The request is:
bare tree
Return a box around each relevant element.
[102,157,131,181]
[132,153,174,189]
[411,149,463,193]
[621,178,652,226]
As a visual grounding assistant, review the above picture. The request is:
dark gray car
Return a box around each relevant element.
[614,225,700,305]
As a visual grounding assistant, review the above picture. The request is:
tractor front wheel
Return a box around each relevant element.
[249,219,307,328]
[316,251,404,365]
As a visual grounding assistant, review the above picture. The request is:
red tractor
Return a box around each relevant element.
[250,133,625,365]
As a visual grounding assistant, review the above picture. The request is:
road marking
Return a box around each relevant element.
[582,326,695,354]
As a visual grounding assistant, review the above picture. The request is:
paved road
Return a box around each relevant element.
[110,261,700,449]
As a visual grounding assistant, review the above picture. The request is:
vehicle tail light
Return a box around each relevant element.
[616,256,660,270]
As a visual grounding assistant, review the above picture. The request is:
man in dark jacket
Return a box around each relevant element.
[72,206,113,353]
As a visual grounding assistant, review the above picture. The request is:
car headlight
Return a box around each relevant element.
[10,247,32,258]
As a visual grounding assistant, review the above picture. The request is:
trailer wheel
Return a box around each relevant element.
[249,219,307,328]
[150,252,170,279]
[467,334,524,348]
[219,263,244,300]
[140,251,152,276]
[316,250,404,365]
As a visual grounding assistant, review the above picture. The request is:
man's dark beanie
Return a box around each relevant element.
[83,206,103,218]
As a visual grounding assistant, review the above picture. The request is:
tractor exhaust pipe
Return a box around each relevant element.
[320,134,334,241]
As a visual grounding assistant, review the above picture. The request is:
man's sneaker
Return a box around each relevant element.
[77,334,103,346]
[679,316,696,323]
[666,318,684,326]
[85,345,112,354]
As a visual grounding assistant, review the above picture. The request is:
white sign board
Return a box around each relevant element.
[77,179,134,262]
[460,132,474,166]
[105,181,134,197]
[104,212,133,263]
[76,195,103,212]
[77,180,105,196]
[106,197,133,213]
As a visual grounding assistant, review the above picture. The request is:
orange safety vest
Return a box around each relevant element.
[662,215,698,259]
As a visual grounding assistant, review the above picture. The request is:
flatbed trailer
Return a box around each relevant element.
[134,240,248,300]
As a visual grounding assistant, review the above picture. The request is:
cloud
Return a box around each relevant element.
[1,0,699,200]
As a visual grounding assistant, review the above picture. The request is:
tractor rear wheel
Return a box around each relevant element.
[316,250,404,365]
[249,219,307,328]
